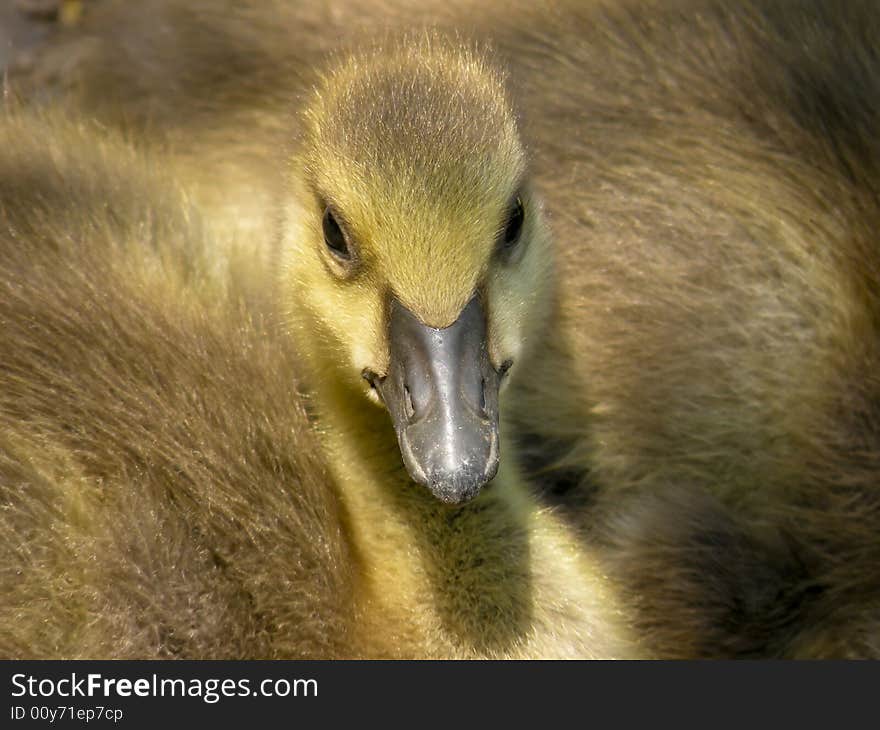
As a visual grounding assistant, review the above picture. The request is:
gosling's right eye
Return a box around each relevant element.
[322,207,350,260]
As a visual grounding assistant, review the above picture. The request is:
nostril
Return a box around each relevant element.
[499,359,513,378]
[479,377,486,415]
[404,384,415,421]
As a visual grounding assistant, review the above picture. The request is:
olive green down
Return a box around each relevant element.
[1,0,879,657]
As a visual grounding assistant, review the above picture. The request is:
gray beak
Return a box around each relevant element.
[369,297,502,504]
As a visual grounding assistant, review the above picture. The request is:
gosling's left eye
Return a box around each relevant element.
[501,197,525,251]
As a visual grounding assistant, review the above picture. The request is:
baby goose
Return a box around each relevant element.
[277,16,880,656]
[9,1,880,657]
[278,40,638,658]
[0,80,638,659]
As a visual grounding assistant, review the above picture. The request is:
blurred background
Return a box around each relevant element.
[1,0,88,88]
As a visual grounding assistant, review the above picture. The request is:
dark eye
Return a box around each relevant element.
[501,197,525,250]
[322,207,350,260]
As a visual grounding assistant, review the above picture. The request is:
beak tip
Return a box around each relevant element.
[411,451,500,505]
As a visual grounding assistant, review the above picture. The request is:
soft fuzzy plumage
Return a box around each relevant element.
[4,0,880,657]
[504,0,880,657]
[0,111,355,658]
[0,102,638,659]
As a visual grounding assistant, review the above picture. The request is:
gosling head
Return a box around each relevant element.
[282,39,553,504]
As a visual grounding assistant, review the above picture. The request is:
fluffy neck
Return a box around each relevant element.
[293,321,637,658]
